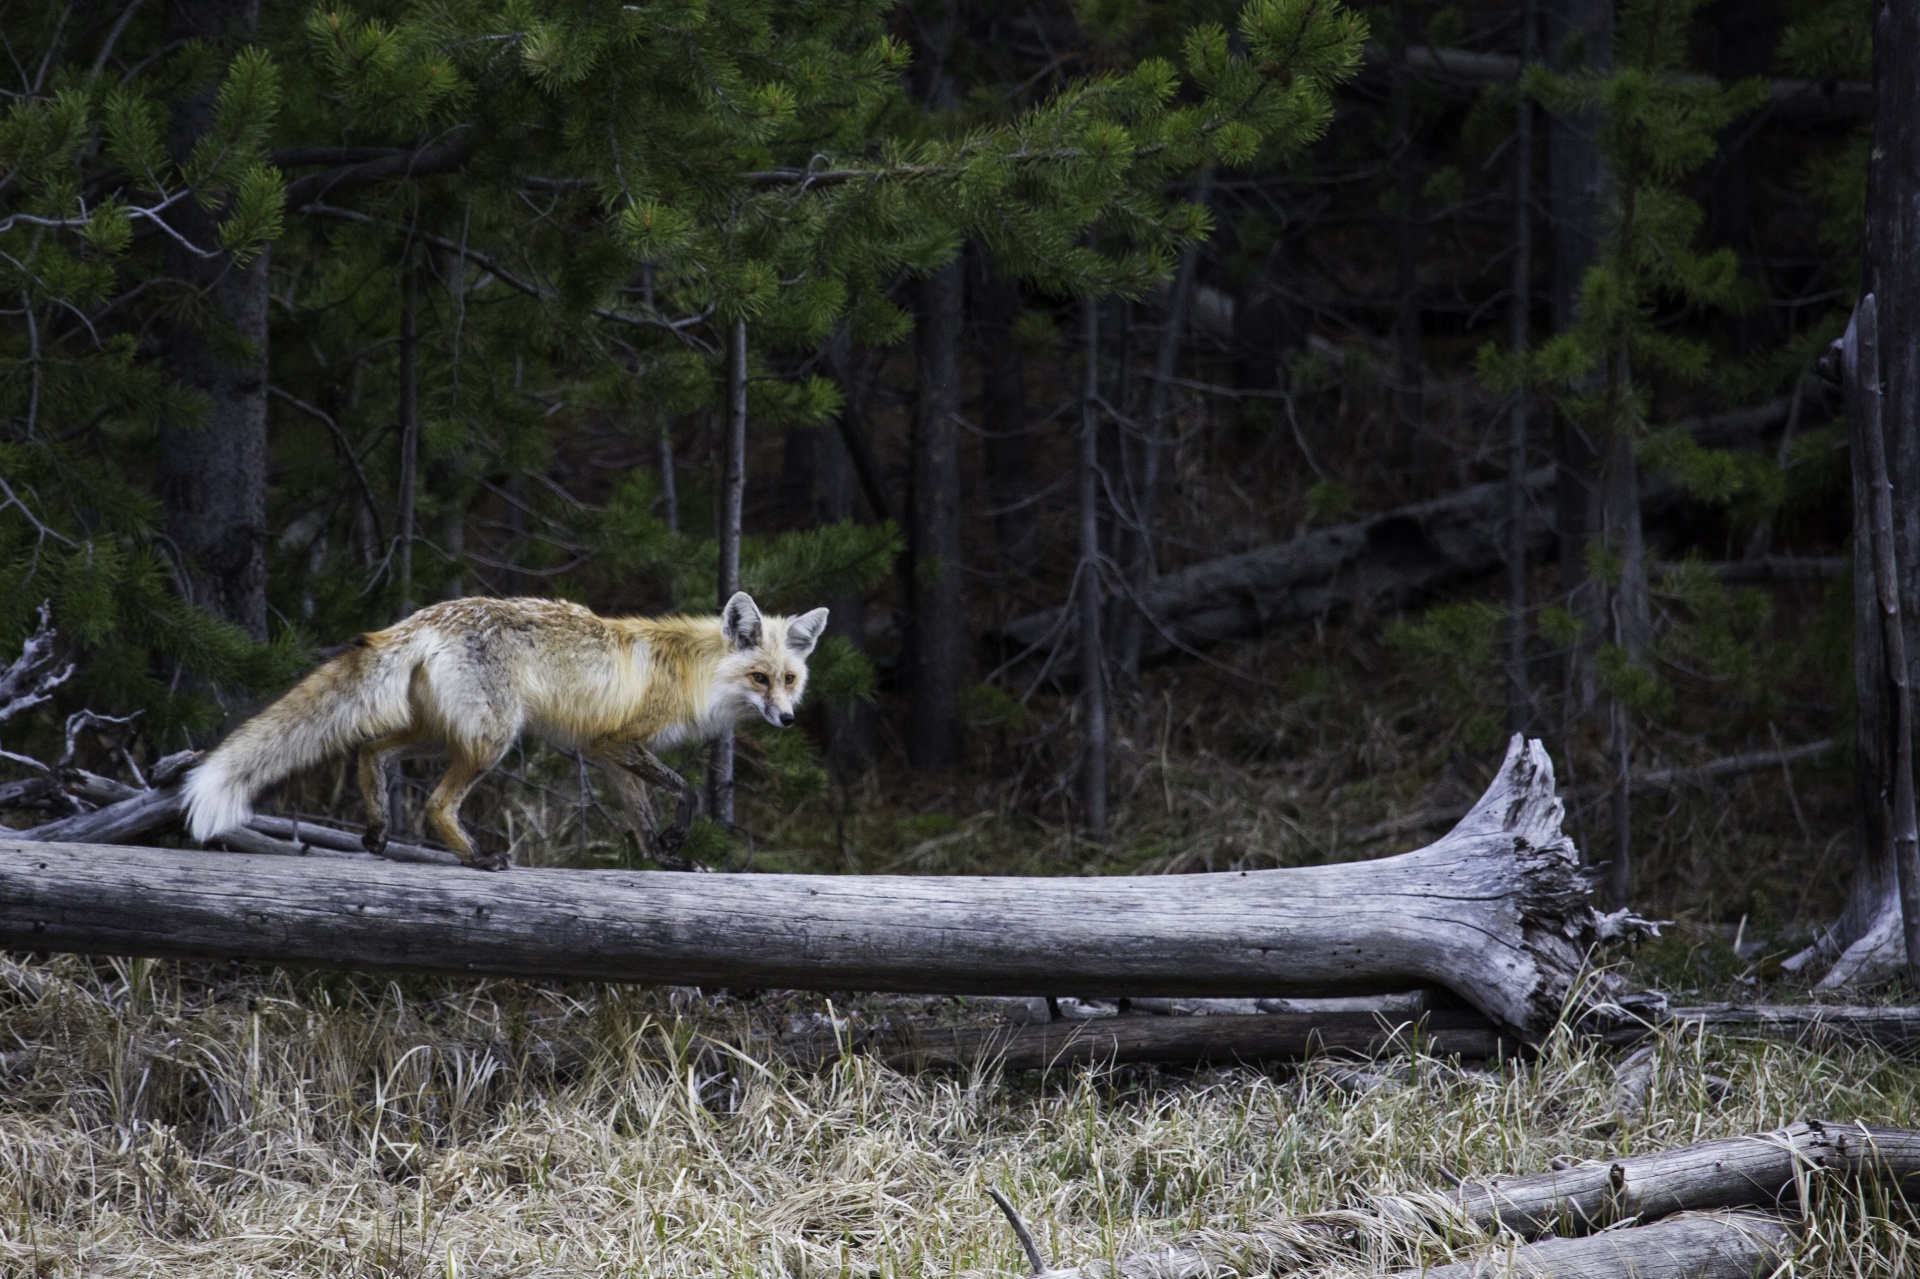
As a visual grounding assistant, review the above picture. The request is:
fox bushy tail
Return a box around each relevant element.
[183,640,415,841]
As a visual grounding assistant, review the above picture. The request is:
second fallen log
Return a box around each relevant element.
[0,737,1628,1035]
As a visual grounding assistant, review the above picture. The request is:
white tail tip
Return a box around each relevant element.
[181,760,253,842]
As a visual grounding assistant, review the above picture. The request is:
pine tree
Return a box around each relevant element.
[1514,0,1768,903]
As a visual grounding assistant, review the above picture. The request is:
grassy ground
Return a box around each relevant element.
[2,951,1917,1278]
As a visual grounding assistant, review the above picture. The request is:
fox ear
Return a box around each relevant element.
[721,592,762,650]
[786,607,829,656]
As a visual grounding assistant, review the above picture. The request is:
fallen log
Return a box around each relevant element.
[6,762,460,866]
[1445,1120,1920,1237]
[1001,396,1823,669]
[790,1007,1514,1071]
[797,999,1920,1073]
[0,737,1630,1035]
[1386,1211,1794,1279]
[1040,1124,1917,1279]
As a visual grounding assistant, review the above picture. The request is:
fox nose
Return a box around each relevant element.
[777,710,795,727]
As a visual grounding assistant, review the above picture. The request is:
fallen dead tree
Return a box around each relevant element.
[792,999,1920,1072]
[1385,1211,1794,1279]
[1032,1123,1916,1279]
[791,1006,1513,1071]
[1003,466,1556,667]
[1444,1120,1920,1236]
[6,754,460,865]
[1001,395,1823,670]
[0,737,1635,1035]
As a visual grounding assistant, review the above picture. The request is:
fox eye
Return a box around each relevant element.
[751,672,770,686]
[784,673,795,687]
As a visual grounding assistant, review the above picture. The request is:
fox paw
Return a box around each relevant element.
[361,824,388,856]
[467,848,511,872]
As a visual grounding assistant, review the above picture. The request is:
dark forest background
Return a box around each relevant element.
[0,0,1890,964]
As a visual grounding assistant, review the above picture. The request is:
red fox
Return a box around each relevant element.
[183,592,828,870]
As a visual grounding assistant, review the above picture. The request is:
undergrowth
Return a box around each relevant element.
[0,954,1915,1277]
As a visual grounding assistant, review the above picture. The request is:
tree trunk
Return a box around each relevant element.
[1849,298,1920,984]
[1078,300,1108,841]
[395,265,420,615]
[1810,11,1920,984]
[1391,0,1424,460]
[1507,3,1538,734]
[817,335,876,775]
[1602,404,1648,907]
[1116,172,1213,682]
[970,251,1040,588]
[658,419,680,534]
[907,261,966,772]
[0,737,1628,1037]
[709,318,748,825]
[1544,0,1611,671]
[155,0,270,643]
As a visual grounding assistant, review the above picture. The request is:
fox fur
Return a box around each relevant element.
[183,592,828,869]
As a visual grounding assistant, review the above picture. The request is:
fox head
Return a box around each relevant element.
[715,592,829,728]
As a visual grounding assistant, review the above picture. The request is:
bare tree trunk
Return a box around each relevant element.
[907,262,966,772]
[970,251,1040,589]
[1544,0,1611,690]
[1079,300,1108,841]
[818,333,875,776]
[395,266,420,615]
[156,0,270,643]
[1853,298,1920,983]
[1116,172,1213,683]
[658,419,679,535]
[1803,6,1920,985]
[1602,371,1649,907]
[1507,2,1538,734]
[709,318,747,826]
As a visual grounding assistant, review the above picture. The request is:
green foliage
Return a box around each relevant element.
[1385,601,1504,755]
[958,681,1034,732]
[806,635,879,710]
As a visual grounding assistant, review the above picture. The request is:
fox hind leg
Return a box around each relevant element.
[425,736,511,871]
[357,727,427,855]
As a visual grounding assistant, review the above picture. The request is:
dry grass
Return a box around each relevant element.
[1,951,1917,1278]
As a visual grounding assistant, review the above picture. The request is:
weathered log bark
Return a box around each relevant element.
[0,737,1624,1035]
[1387,1211,1793,1279]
